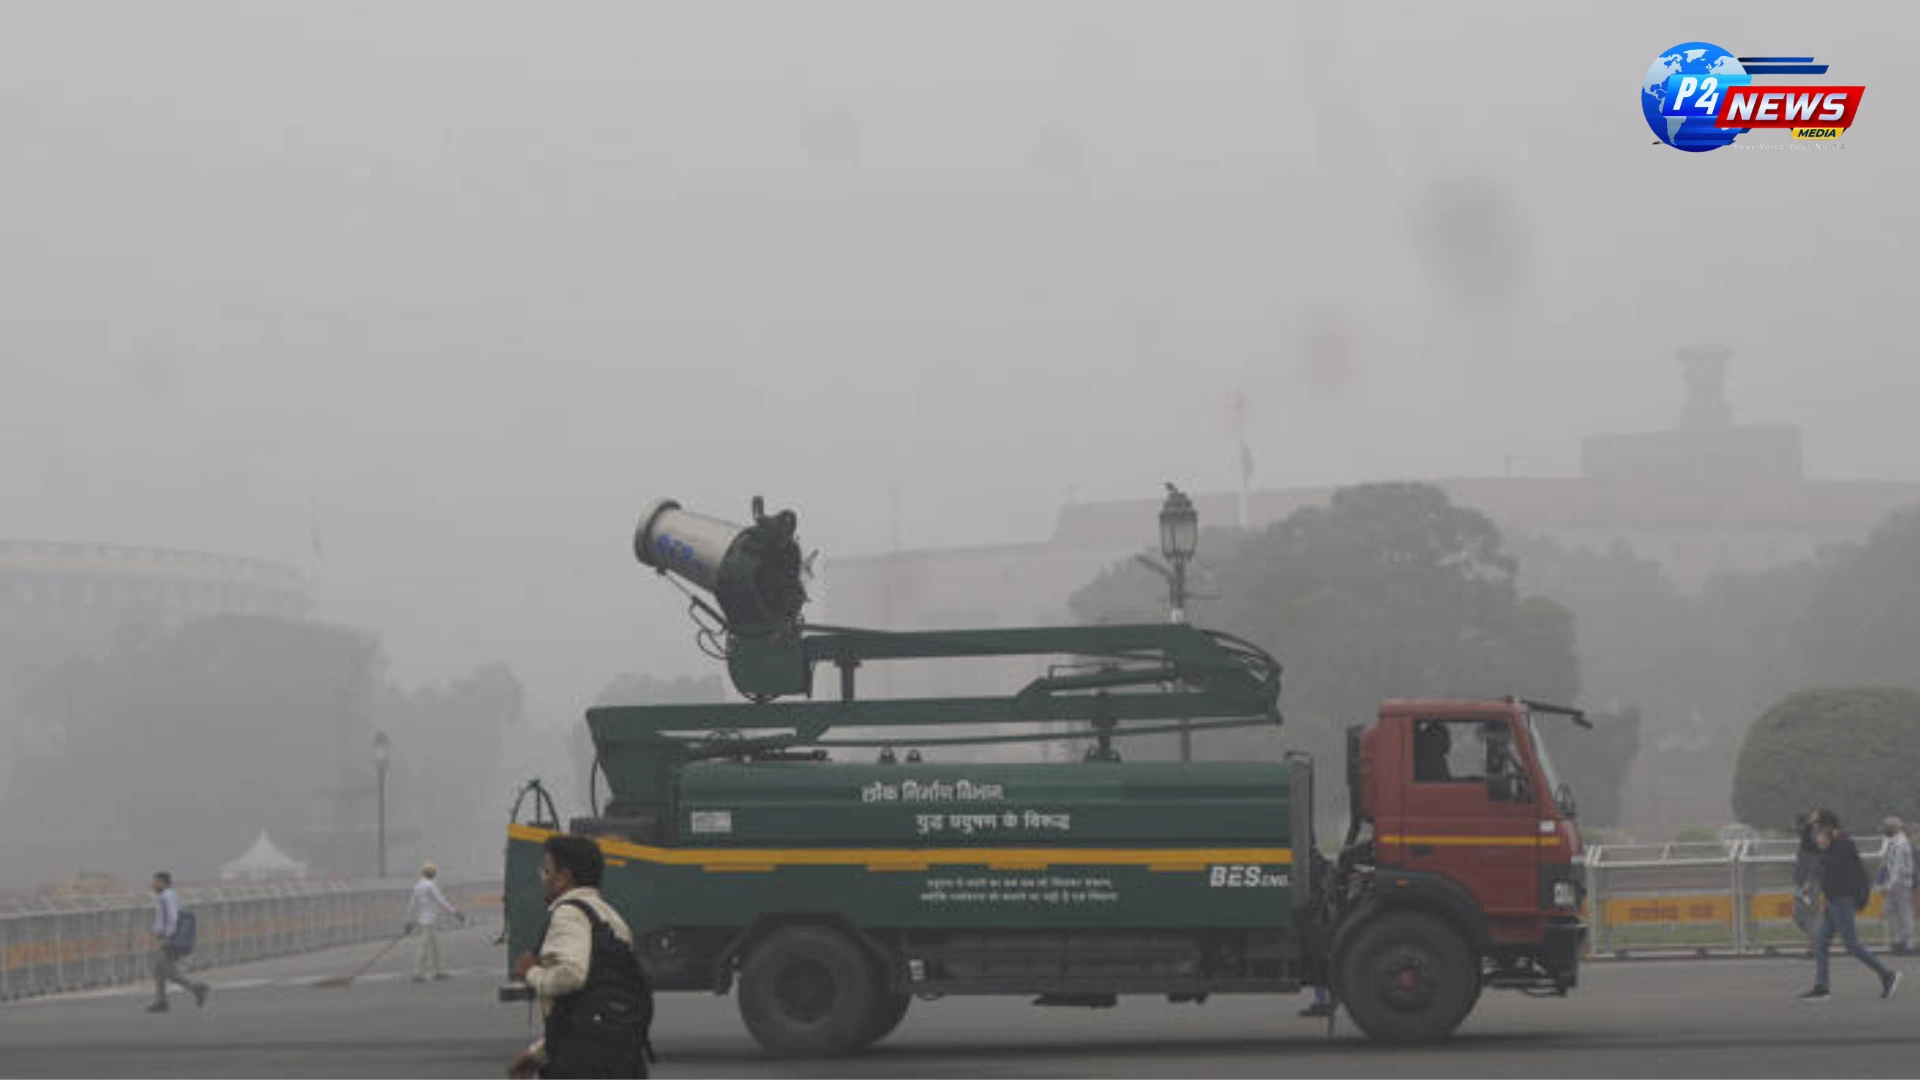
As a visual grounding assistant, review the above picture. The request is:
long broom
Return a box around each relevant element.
[315,928,411,988]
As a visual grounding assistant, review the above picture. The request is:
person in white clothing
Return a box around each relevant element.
[1881,817,1915,954]
[510,834,649,1079]
[407,861,461,981]
[147,871,208,1012]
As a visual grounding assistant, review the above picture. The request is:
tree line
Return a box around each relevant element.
[1068,484,1920,834]
[2,615,524,886]
[7,485,1911,884]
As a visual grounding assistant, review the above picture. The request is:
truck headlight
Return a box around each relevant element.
[1552,881,1578,908]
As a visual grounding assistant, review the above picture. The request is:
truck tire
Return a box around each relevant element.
[1336,911,1476,1045]
[863,990,912,1046]
[737,926,879,1058]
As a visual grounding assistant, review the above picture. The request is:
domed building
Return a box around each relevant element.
[0,539,311,671]
[0,542,322,886]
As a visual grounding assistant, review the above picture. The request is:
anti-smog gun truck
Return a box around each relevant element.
[501,497,1588,1055]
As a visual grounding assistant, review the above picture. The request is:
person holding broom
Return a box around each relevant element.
[407,861,462,982]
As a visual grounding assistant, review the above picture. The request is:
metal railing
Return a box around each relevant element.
[16,840,1897,991]
[1586,837,1903,957]
[0,878,500,1001]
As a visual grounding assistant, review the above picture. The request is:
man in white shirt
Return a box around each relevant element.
[407,861,461,982]
[148,871,207,1013]
[508,835,647,1079]
[1882,816,1915,954]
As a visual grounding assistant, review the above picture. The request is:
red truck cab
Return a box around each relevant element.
[1328,696,1587,1040]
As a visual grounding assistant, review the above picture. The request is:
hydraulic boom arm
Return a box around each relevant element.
[594,498,1283,810]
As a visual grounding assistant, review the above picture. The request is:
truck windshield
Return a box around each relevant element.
[1527,714,1574,818]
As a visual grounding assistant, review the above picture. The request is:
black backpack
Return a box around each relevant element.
[171,910,197,958]
[1843,837,1873,910]
[540,899,655,1079]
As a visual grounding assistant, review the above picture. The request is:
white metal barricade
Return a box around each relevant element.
[1586,836,1898,958]
[0,878,499,1001]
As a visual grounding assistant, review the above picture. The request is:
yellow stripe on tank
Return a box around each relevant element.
[506,823,1292,874]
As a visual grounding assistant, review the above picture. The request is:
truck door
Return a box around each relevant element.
[1393,718,1540,919]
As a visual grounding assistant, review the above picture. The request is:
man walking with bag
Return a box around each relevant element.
[1801,810,1901,1001]
[147,871,208,1013]
[508,835,653,1078]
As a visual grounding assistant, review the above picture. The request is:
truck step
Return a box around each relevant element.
[1033,993,1118,1008]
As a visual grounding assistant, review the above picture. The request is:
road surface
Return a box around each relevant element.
[4,924,1918,1077]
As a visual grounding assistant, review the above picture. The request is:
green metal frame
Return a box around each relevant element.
[586,621,1283,809]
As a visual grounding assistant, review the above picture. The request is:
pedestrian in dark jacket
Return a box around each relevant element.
[1802,809,1901,1001]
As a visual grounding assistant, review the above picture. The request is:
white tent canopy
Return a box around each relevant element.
[219,830,308,882]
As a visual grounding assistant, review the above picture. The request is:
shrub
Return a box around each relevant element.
[1732,686,1920,833]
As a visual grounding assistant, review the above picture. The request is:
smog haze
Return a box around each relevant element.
[1,1,1915,881]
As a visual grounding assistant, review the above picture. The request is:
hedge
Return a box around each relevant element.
[1733,686,1920,834]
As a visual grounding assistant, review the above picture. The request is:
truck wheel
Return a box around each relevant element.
[863,990,912,1046]
[850,952,911,1048]
[1336,911,1476,1045]
[737,926,879,1058]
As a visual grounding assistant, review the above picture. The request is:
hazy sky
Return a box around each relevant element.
[3,1,1914,727]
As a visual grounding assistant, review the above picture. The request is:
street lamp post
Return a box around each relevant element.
[373,731,390,879]
[1136,483,1200,760]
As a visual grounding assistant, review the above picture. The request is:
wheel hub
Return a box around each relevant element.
[1371,946,1441,1013]
[774,958,838,1024]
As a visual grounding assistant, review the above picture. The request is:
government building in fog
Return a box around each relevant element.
[822,347,1920,830]
[0,541,391,887]
[0,540,312,667]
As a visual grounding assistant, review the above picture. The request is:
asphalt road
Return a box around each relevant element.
[6,926,1920,1078]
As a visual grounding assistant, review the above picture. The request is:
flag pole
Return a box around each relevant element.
[1233,391,1252,529]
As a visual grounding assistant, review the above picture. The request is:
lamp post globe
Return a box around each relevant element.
[1158,484,1199,564]
[1155,484,1200,761]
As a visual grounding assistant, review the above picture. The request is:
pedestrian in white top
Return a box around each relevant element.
[147,871,208,1012]
[1881,817,1916,954]
[509,834,651,1079]
[407,861,461,981]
